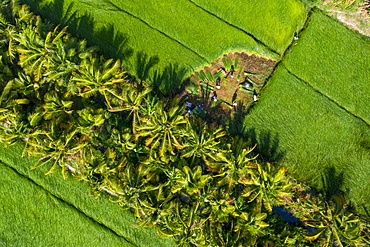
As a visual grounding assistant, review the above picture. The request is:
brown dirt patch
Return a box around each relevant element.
[180,52,276,126]
[319,1,370,36]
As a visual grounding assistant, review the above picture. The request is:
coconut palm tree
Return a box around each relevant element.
[238,162,292,212]
[72,55,127,107]
[25,125,88,179]
[303,195,365,247]
[205,202,268,246]
[181,119,230,168]
[107,85,152,132]
[135,100,188,157]
[215,138,258,194]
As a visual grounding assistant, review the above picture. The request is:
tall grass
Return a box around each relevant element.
[0,143,176,247]
[0,162,133,246]
[104,0,279,60]
[283,9,370,124]
[190,0,308,54]
[243,65,370,217]
[21,0,279,82]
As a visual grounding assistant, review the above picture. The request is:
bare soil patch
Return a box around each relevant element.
[320,0,370,36]
[180,52,276,126]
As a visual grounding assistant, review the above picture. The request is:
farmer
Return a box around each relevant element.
[218,67,226,73]
[241,76,252,89]
[244,81,252,89]
[185,101,193,109]
[212,91,217,102]
[230,65,235,79]
[215,77,221,89]
[253,90,258,102]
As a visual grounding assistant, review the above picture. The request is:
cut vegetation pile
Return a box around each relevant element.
[244,9,370,216]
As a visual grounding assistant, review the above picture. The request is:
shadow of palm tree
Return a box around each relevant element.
[22,0,192,96]
[22,0,134,60]
[321,166,344,198]
[243,128,285,163]
[151,63,188,97]
[135,52,159,83]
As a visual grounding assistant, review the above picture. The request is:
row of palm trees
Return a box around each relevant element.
[0,1,369,246]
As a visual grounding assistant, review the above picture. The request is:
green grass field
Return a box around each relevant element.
[243,64,370,216]
[0,143,176,247]
[190,0,308,54]
[20,0,307,82]
[283,9,370,125]
[0,162,133,246]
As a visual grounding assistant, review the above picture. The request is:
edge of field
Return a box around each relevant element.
[0,143,176,247]
[0,161,134,246]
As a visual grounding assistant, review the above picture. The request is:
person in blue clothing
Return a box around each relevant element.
[215,77,221,89]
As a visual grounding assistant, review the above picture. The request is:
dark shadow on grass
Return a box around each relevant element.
[227,101,247,136]
[321,166,344,198]
[243,128,286,163]
[362,204,370,219]
[151,63,189,97]
[21,0,133,61]
[135,52,159,84]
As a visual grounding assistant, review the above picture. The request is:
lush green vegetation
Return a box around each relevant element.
[19,0,301,84]
[190,0,308,54]
[0,161,133,246]
[0,143,176,247]
[283,9,370,124]
[1,2,370,246]
[243,64,370,217]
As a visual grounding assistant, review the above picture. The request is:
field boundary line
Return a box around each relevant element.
[284,65,370,128]
[314,7,370,41]
[82,0,208,63]
[257,8,311,97]
[186,0,280,56]
[0,160,138,247]
[278,7,313,64]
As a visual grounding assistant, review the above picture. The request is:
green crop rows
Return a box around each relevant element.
[283,10,370,124]
[190,0,307,54]
[0,162,133,246]
[0,143,176,247]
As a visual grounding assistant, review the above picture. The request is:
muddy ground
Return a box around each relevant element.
[180,52,276,126]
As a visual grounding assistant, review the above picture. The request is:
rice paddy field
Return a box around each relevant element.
[244,9,370,215]
[190,0,307,54]
[283,9,370,125]
[243,65,370,214]
[20,0,307,81]
[0,143,176,247]
[0,162,133,246]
